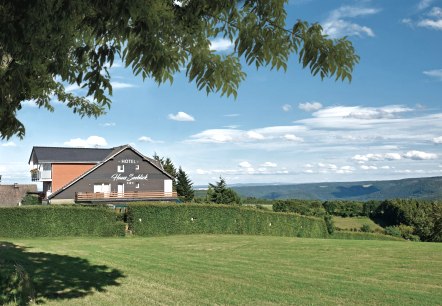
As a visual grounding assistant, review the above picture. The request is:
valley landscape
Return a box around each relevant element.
[1,0,442,305]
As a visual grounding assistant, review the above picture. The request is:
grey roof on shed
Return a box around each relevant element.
[29,146,114,164]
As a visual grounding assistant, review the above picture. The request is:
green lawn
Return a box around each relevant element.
[333,216,384,232]
[1,235,441,305]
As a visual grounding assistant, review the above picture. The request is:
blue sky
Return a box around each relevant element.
[1,0,442,187]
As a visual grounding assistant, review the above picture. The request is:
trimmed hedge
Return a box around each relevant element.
[127,203,328,238]
[0,206,125,237]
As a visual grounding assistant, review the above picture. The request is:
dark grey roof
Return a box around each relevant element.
[29,146,114,164]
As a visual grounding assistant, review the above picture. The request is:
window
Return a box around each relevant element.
[117,164,124,172]
[135,165,140,170]
[135,183,140,189]
[94,183,111,194]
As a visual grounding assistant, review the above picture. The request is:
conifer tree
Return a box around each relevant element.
[176,167,195,202]
[153,154,177,190]
[208,177,242,205]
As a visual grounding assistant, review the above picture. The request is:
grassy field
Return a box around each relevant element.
[333,216,384,232]
[1,235,441,305]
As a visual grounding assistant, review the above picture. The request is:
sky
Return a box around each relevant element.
[1,0,442,187]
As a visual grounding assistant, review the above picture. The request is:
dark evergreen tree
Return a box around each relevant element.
[208,177,241,205]
[176,167,195,202]
[153,154,177,190]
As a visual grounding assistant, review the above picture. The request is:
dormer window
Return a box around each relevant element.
[117,165,124,173]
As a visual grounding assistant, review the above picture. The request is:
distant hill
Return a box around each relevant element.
[224,176,442,201]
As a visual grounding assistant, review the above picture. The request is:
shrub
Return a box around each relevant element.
[360,224,371,233]
[384,226,402,238]
[322,200,364,217]
[373,199,441,242]
[324,214,334,234]
[20,194,40,205]
[0,206,126,237]
[0,262,35,305]
[273,199,326,217]
[385,224,420,241]
[362,200,381,217]
[127,203,328,238]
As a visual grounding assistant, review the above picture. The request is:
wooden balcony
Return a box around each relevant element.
[75,191,178,202]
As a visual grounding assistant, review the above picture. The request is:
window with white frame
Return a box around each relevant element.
[117,164,124,172]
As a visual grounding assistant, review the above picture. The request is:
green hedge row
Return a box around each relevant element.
[127,203,328,238]
[0,206,125,237]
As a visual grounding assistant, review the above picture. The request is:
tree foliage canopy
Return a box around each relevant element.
[207,177,242,205]
[176,166,195,202]
[0,0,359,139]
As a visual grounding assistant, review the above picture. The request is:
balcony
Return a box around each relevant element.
[31,169,52,181]
[75,191,178,202]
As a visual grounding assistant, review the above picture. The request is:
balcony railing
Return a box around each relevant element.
[31,171,40,181]
[75,191,178,202]
[31,170,52,181]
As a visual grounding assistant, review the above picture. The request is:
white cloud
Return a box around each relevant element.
[138,136,154,143]
[423,69,442,80]
[336,165,355,174]
[1,142,16,147]
[318,163,338,170]
[352,153,402,162]
[64,136,108,147]
[298,101,322,112]
[418,18,442,30]
[418,0,435,10]
[191,129,237,143]
[401,18,413,26]
[282,104,292,112]
[65,84,81,92]
[417,7,442,30]
[429,6,442,17]
[261,162,277,168]
[297,105,414,130]
[210,38,233,51]
[247,131,265,140]
[433,136,442,143]
[239,161,252,168]
[322,5,380,38]
[283,134,304,142]
[360,165,378,170]
[168,111,195,122]
[318,105,412,120]
[111,82,136,89]
[196,168,210,175]
[403,150,438,160]
[100,122,116,127]
[224,114,240,117]
[223,125,240,129]
[189,125,306,144]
